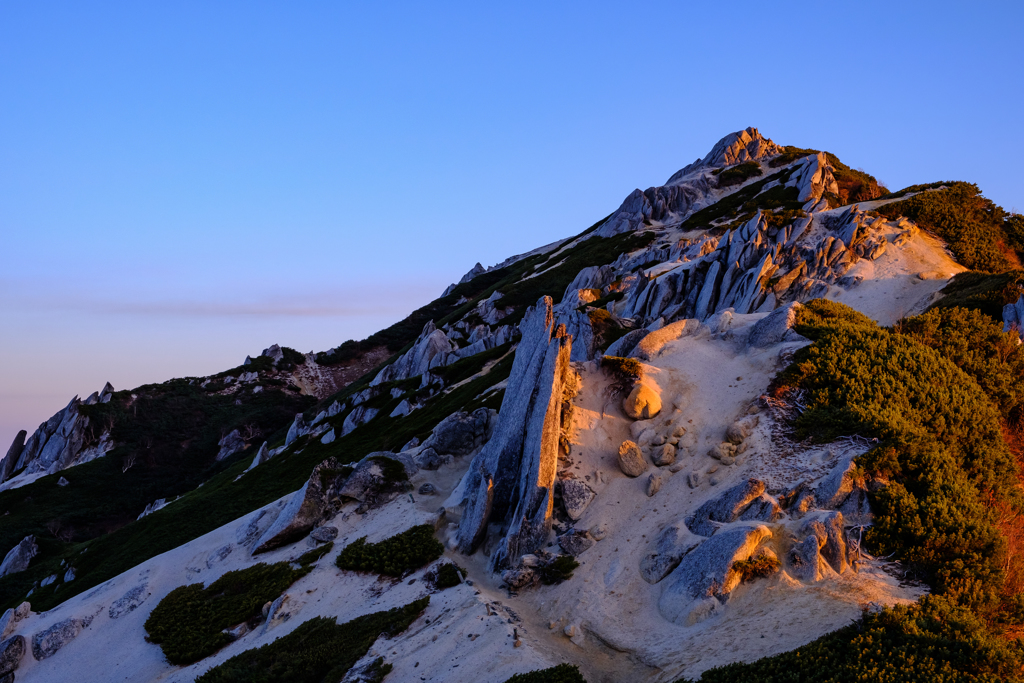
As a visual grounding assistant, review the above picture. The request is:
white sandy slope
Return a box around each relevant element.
[11,224,958,683]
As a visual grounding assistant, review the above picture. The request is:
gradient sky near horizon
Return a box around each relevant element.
[2,1,1022,450]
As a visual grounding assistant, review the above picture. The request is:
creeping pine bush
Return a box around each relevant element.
[144,562,311,665]
[714,161,763,188]
[504,664,587,683]
[335,524,443,577]
[877,182,1022,272]
[196,598,428,683]
[775,299,1021,613]
[930,270,1024,324]
[684,596,1024,683]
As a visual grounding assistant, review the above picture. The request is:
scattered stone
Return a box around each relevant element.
[617,441,648,477]
[418,483,437,496]
[310,526,339,543]
[686,479,767,536]
[0,537,38,578]
[687,471,701,489]
[31,616,92,660]
[589,523,609,541]
[63,567,75,582]
[708,442,737,460]
[320,429,336,445]
[57,476,69,487]
[560,478,596,520]
[109,584,149,619]
[415,447,453,471]
[623,383,662,420]
[652,443,676,467]
[646,473,663,497]
[501,568,536,590]
[725,415,759,444]
[558,529,595,556]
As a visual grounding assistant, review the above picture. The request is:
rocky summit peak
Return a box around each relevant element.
[667,127,783,184]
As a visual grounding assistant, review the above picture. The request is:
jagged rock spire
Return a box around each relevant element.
[456,296,574,568]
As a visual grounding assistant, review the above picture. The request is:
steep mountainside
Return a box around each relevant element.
[1,128,1023,683]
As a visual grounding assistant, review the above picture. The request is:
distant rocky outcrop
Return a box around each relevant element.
[2,383,115,487]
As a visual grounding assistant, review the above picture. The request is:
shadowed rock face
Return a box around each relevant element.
[457,296,574,568]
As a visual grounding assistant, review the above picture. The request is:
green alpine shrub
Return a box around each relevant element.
[144,562,311,665]
[335,524,444,577]
[196,598,428,683]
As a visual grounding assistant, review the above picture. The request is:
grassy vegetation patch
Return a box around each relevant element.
[294,542,334,567]
[504,664,587,683]
[930,270,1024,322]
[144,562,311,665]
[335,524,443,577]
[877,182,1022,272]
[196,597,428,683]
[714,161,763,188]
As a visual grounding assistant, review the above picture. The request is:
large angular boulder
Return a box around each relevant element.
[216,429,246,461]
[629,319,700,361]
[421,409,496,457]
[802,511,848,574]
[336,452,416,506]
[370,321,455,386]
[816,455,860,508]
[686,479,767,536]
[640,522,702,584]
[789,535,829,582]
[659,524,772,626]
[0,635,24,676]
[32,616,92,660]
[0,537,37,578]
[747,302,804,347]
[253,458,347,554]
[739,493,784,524]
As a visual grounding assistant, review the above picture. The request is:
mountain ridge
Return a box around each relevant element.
[0,128,1022,683]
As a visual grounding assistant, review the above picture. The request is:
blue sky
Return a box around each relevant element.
[2,1,1022,448]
